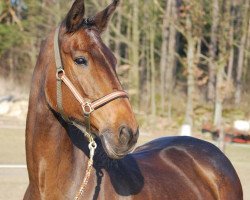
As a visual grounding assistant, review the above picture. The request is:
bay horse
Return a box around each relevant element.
[24,0,243,199]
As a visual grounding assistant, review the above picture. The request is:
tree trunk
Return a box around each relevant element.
[139,35,149,112]
[227,27,234,82]
[165,0,177,119]
[214,65,225,153]
[227,0,235,83]
[235,0,249,104]
[114,6,122,66]
[185,38,195,127]
[214,66,223,127]
[208,0,219,102]
[160,0,172,113]
[245,17,250,82]
[129,0,140,109]
[185,13,195,128]
[146,38,151,113]
[150,23,156,117]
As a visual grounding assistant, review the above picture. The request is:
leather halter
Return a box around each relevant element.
[53,26,129,135]
[53,25,129,200]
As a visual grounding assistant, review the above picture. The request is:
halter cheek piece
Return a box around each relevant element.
[54,26,129,199]
[53,26,129,140]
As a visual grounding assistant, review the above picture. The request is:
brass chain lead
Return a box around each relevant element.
[74,140,97,200]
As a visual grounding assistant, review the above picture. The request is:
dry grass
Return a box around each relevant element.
[0,78,30,98]
[0,119,249,200]
[0,127,27,200]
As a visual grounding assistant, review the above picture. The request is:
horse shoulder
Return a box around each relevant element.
[132,136,243,200]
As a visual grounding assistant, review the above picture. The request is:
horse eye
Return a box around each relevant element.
[74,57,88,66]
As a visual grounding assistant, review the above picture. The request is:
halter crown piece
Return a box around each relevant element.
[53,26,129,199]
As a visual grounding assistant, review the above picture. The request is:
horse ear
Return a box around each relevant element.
[65,0,85,33]
[91,0,120,33]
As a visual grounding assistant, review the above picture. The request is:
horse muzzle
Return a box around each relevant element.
[100,126,139,159]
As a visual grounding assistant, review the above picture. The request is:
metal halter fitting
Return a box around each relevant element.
[53,26,129,139]
[54,25,129,199]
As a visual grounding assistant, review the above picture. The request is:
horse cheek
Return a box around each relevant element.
[44,64,57,112]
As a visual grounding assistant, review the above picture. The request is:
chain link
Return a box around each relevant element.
[74,139,97,200]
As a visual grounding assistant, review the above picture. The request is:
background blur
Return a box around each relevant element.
[0,0,250,199]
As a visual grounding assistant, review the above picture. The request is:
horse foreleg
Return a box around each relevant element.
[23,184,41,200]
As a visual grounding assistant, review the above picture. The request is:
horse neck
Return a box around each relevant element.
[25,37,91,184]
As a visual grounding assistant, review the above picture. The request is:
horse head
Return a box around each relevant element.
[45,0,139,159]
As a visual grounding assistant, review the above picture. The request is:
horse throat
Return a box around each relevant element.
[25,46,93,198]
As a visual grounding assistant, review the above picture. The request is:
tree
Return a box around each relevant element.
[235,0,250,104]
[1,0,250,133]
[207,0,219,102]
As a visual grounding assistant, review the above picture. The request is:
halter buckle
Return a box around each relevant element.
[82,102,94,115]
[56,69,65,80]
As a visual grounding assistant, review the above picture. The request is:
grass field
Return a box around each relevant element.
[0,127,27,200]
[0,123,249,200]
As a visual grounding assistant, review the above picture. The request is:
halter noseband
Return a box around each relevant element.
[53,25,129,200]
[53,26,129,138]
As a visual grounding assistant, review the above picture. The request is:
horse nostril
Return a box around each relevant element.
[119,126,133,145]
[134,128,139,140]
